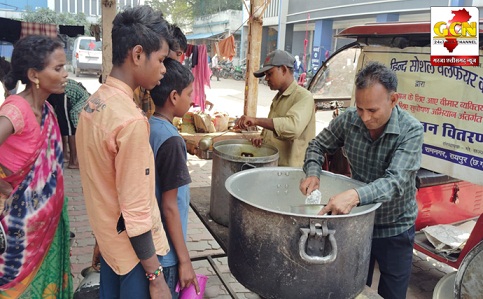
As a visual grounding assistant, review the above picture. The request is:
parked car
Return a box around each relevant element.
[72,36,102,77]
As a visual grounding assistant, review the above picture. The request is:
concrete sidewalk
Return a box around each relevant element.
[67,153,455,298]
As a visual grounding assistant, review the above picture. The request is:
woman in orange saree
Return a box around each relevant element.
[0,35,72,298]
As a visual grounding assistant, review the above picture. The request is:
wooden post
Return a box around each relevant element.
[243,0,265,117]
[101,2,116,83]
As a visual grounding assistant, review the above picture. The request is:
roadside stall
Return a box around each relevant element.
[177,110,261,160]
[76,3,453,299]
[179,0,266,161]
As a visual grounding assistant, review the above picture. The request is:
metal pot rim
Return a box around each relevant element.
[225,167,381,218]
[213,139,279,163]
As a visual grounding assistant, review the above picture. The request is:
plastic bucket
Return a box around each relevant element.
[176,273,208,299]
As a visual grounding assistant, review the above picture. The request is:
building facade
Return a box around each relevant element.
[3,0,482,67]
[0,0,143,21]
[240,0,483,70]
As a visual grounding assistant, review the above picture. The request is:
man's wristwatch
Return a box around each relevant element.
[145,265,163,281]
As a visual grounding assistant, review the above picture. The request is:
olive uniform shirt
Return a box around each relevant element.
[262,80,316,167]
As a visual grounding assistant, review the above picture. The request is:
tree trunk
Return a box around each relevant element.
[101,3,116,83]
[243,0,265,117]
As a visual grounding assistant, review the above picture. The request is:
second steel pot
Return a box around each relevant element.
[210,139,279,227]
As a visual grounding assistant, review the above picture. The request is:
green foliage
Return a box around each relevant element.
[21,7,92,35]
[146,0,193,28]
[146,0,242,28]
[193,0,242,16]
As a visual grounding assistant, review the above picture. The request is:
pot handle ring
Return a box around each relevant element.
[240,162,256,171]
[298,221,337,264]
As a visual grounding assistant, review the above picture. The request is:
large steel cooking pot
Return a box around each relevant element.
[210,139,279,226]
[225,167,381,299]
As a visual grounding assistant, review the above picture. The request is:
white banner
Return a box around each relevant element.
[359,46,483,185]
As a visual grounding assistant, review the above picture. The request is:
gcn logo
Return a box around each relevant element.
[433,20,477,39]
[430,7,479,66]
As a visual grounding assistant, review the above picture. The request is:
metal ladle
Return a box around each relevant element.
[197,130,232,151]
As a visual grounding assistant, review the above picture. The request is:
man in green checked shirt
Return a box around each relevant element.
[300,61,424,299]
[47,78,90,169]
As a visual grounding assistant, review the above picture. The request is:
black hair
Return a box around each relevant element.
[169,24,187,52]
[112,6,172,66]
[3,35,64,91]
[355,61,398,92]
[150,58,194,107]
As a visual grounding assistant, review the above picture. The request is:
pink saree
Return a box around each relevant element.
[0,98,65,292]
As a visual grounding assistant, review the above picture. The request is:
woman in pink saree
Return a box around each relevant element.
[0,35,72,298]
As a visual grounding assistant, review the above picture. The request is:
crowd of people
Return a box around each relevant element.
[0,6,200,299]
[0,5,423,299]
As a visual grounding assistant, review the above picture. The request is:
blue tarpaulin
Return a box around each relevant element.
[185,31,225,40]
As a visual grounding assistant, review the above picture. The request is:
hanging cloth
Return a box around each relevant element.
[184,44,194,68]
[191,44,211,111]
[59,25,84,37]
[185,44,194,57]
[217,35,236,61]
[214,43,221,57]
[0,18,21,43]
[191,45,199,68]
[20,22,57,38]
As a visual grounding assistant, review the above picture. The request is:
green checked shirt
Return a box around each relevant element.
[303,105,424,238]
[66,79,90,128]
